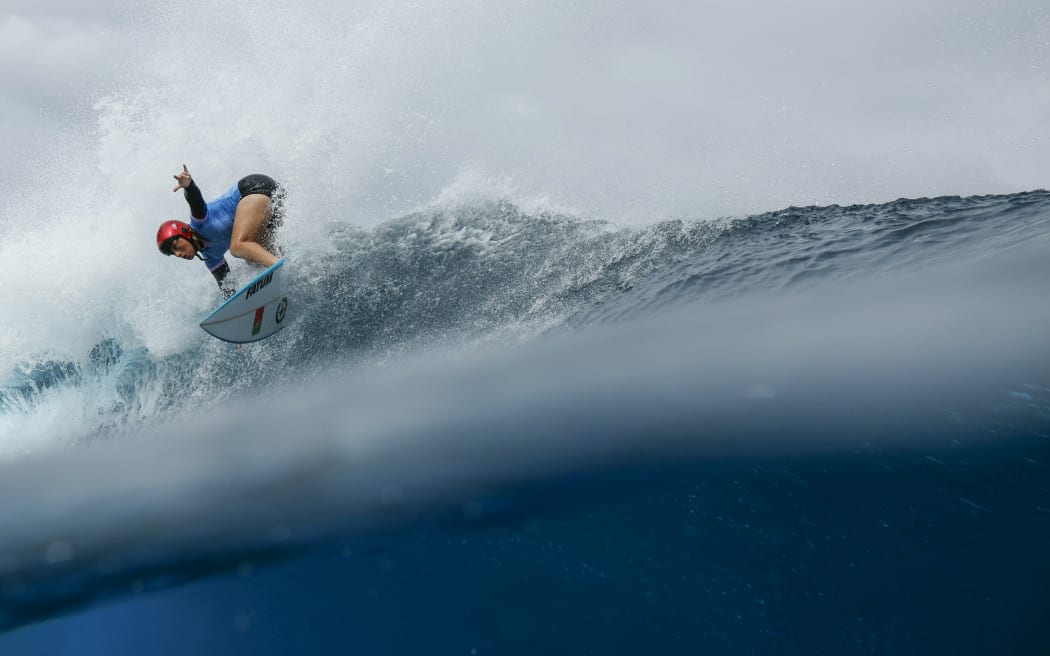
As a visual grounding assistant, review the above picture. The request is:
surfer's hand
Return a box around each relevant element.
[172,164,193,192]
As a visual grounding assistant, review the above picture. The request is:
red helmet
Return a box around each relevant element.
[157,220,196,255]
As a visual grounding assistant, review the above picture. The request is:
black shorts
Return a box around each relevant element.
[237,174,280,198]
[237,174,285,239]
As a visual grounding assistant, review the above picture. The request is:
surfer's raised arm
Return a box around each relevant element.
[172,164,207,219]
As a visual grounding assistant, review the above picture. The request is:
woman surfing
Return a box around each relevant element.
[156,165,284,298]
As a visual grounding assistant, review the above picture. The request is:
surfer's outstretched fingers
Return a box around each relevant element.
[172,165,192,192]
[230,194,277,267]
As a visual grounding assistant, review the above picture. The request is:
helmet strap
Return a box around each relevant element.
[189,233,207,259]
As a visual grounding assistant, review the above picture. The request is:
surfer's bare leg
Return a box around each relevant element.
[230,194,278,267]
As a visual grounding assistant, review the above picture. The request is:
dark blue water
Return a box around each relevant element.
[2,192,1049,654]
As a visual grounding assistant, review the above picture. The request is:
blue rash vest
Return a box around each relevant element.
[189,183,242,272]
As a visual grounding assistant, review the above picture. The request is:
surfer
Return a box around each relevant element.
[156,165,284,298]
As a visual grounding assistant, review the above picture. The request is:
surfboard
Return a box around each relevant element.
[200,259,290,344]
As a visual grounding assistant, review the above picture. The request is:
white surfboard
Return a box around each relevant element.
[200,259,290,344]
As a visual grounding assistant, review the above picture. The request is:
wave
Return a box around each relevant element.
[1,221,1049,632]
[1,189,1049,650]
[3,191,1049,454]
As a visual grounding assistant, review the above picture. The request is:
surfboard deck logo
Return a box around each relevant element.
[200,259,291,344]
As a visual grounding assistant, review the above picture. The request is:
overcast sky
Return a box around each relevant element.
[3,0,1049,223]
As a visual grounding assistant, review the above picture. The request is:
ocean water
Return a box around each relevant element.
[1,190,1049,654]
[3,1,1050,653]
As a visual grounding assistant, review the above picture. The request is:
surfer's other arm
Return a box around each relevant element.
[211,261,236,299]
